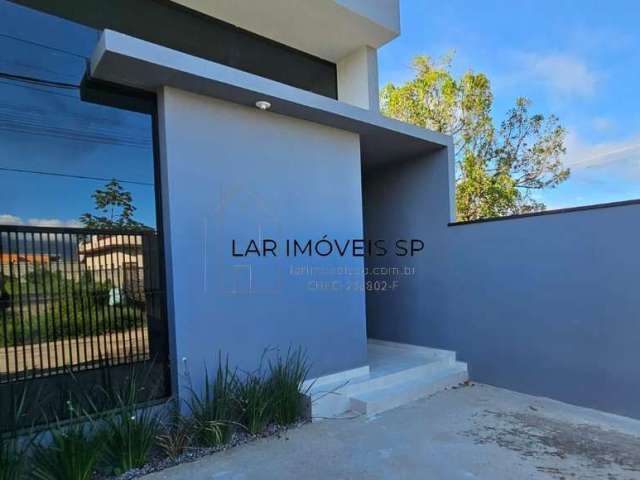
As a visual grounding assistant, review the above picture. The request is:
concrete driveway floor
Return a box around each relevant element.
[143,384,640,480]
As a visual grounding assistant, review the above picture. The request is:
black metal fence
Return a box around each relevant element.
[0,225,170,432]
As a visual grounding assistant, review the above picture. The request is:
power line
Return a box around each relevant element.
[0,79,79,99]
[0,32,88,60]
[0,167,154,186]
[0,71,79,89]
[0,74,152,148]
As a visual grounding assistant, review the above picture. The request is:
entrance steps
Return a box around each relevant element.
[306,339,468,419]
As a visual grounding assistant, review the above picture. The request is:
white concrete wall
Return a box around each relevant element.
[337,46,380,111]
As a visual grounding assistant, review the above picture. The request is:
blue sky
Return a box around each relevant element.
[378,0,640,209]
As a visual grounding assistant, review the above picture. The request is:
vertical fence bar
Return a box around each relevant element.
[79,239,100,366]
[29,231,44,375]
[105,235,120,363]
[6,233,19,382]
[141,233,151,363]
[126,234,140,362]
[12,232,28,380]
[111,235,127,363]
[136,233,147,361]
[69,233,88,368]
[51,232,64,372]
[37,232,52,376]
[45,232,61,372]
[128,233,143,361]
[61,233,79,368]
[90,236,109,364]
[141,233,152,361]
[22,233,36,376]
[0,232,9,381]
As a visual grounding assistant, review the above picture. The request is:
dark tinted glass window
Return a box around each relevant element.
[0,0,157,229]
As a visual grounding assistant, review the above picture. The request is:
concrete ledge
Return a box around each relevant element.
[90,29,452,167]
[304,365,370,391]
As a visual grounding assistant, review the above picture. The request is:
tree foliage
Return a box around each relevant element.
[381,54,570,221]
[80,179,148,230]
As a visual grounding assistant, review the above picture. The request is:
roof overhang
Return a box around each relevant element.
[90,30,451,168]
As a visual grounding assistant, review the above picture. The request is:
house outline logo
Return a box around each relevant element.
[212,184,284,295]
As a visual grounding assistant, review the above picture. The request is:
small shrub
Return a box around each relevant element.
[156,407,193,461]
[268,347,310,425]
[32,424,101,480]
[31,401,100,480]
[236,370,272,435]
[100,381,161,475]
[188,355,238,446]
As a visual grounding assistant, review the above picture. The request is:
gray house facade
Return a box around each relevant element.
[1,0,639,422]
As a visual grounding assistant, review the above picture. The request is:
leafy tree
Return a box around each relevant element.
[381,54,570,221]
[80,179,148,230]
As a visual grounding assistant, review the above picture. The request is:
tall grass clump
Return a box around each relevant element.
[100,380,162,475]
[1,388,36,480]
[156,405,193,461]
[0,438,26,480]
[32,424,101,480]
[268,347,310,425]
[188,355,238,446]
[32,402,101,480]
[235,355,272,435]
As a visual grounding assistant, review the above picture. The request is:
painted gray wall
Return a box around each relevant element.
[158,87,368,398]
[364,150,640,419]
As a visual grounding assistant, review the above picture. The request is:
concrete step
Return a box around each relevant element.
[349,362,468,416]
[312,358,452,398]
[367,338,457,364]
[308,341,469,420]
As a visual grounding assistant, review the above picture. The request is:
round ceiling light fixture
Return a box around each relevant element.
[255,100,271,111]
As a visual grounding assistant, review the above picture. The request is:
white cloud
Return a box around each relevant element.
[516,52,599,98]
[0,214,23,226]
[564,130,640,178]
[591,117,615,133]
[0,214,82,228]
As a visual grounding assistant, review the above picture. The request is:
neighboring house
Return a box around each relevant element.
[0,253,56,266]
[78,235,144,271]
[0,0,638,422]
[0,253,58,280]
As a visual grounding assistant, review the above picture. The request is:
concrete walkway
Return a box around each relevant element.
[143,384,640,480]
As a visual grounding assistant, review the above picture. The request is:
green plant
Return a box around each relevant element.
[0,439,25,480]
[0,387,36,480]
[381,54,568,221]
[100,380,162,475]
[80,179,149,230]
[268,347,310,425]
[188,355,238,446]
[0,301,144,347]
[156,407,193,461]
[236,370,272,435]
[31,400,100,480]
[32,424,101,480]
